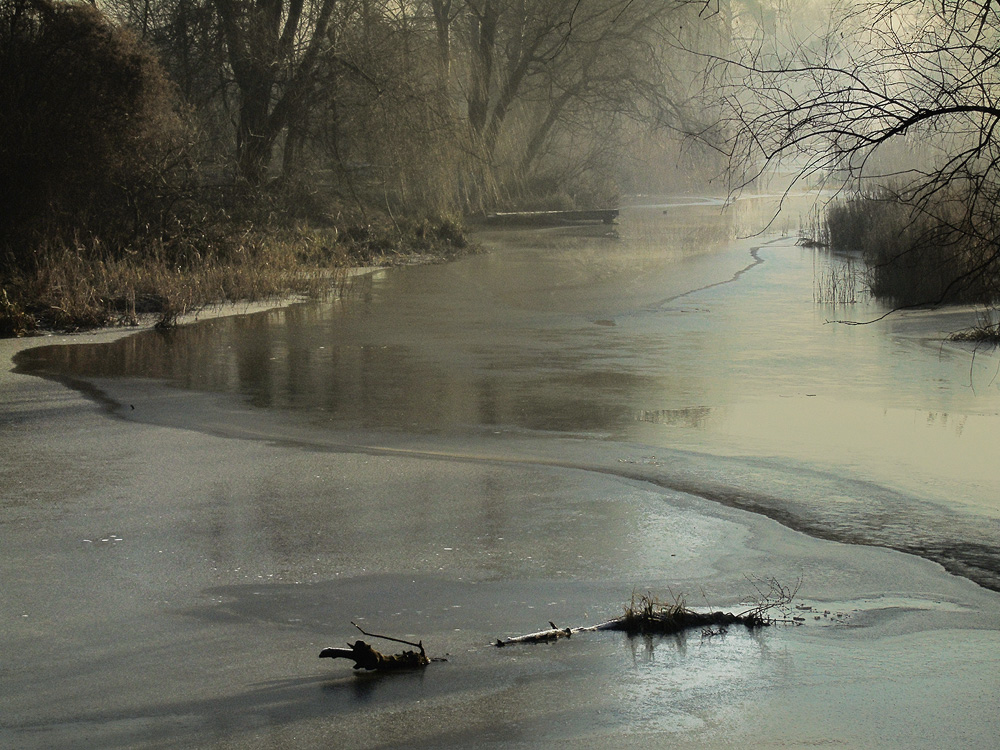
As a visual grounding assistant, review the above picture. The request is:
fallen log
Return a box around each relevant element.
[320,639,430,671]
[319,622,434,671]
[495,583,798,647]
[495,621,576,647]
[484,209,619,226]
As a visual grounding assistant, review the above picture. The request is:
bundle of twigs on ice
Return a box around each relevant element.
[495,578,799,647]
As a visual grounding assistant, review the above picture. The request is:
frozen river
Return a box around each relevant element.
[3,197,1000,748]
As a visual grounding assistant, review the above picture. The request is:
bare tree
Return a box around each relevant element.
[104,0,340,185]
[96,0,730,210]
[456,0,723,206]
[698,0,1000,302]
[428,0,458,92]
[211,0,339,184]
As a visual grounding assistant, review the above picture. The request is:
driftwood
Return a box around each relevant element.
[321,581,799,665]
[320,640,430,671]
[495,621,578,647]
[494,612,750,647]
[319,622,433,671]
[495,622,598,647]
[496,582,798,647]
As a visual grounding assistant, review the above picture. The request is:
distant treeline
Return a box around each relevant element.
[1,0,728,244]
[0,0,731,333]
[6,0,996,335]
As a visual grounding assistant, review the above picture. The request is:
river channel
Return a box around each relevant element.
[16,197,1000,588]
[4,196,1000,748]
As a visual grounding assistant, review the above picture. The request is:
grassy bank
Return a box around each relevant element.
[0,213,472,338]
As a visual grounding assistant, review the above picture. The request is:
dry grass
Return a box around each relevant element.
[618,592,749,636]
[620,592,698,634]
[1,232,337,335]
[813,254,867,305]
[0,215,473,337]
[948,309,1000,345]
[949,325,1000,344]
[616,579,799,636]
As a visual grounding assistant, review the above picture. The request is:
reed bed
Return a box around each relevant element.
[818,188,1000,307]
[0,215,471,337]
[812,253,866,305]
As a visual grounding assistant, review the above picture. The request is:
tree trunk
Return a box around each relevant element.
[518,91,572,177]
[431,0,452,88]
[235,76,277,185]
[468,0,499,139]
[213,0,335,186]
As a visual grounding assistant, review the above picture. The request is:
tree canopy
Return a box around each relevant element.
[87,0,725,210]
[8,0,1000,302]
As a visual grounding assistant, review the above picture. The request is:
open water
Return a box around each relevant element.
[16,197,1000,591]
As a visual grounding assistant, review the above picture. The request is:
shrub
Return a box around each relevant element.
[0,0,191,270]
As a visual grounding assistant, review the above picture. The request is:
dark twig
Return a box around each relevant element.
[352,621,425,652]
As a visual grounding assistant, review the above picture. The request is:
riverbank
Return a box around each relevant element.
[3,238,1000,748]
[0,213,472,337]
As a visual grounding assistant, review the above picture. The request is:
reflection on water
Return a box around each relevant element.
[636,407,713,429]
[614,629,775,734]
[15,199,1000,589]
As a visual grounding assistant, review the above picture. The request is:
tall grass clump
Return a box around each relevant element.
[822,188,1000,307]
[0,202,473,335]
[812,254,865,305]
[1,229,345,333]
[948,308,1000,345]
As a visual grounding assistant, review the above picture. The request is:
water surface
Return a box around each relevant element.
[7,197,1000,749]
[17,198,1000,589]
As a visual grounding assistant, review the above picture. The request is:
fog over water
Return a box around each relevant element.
[17,198,1000,590]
